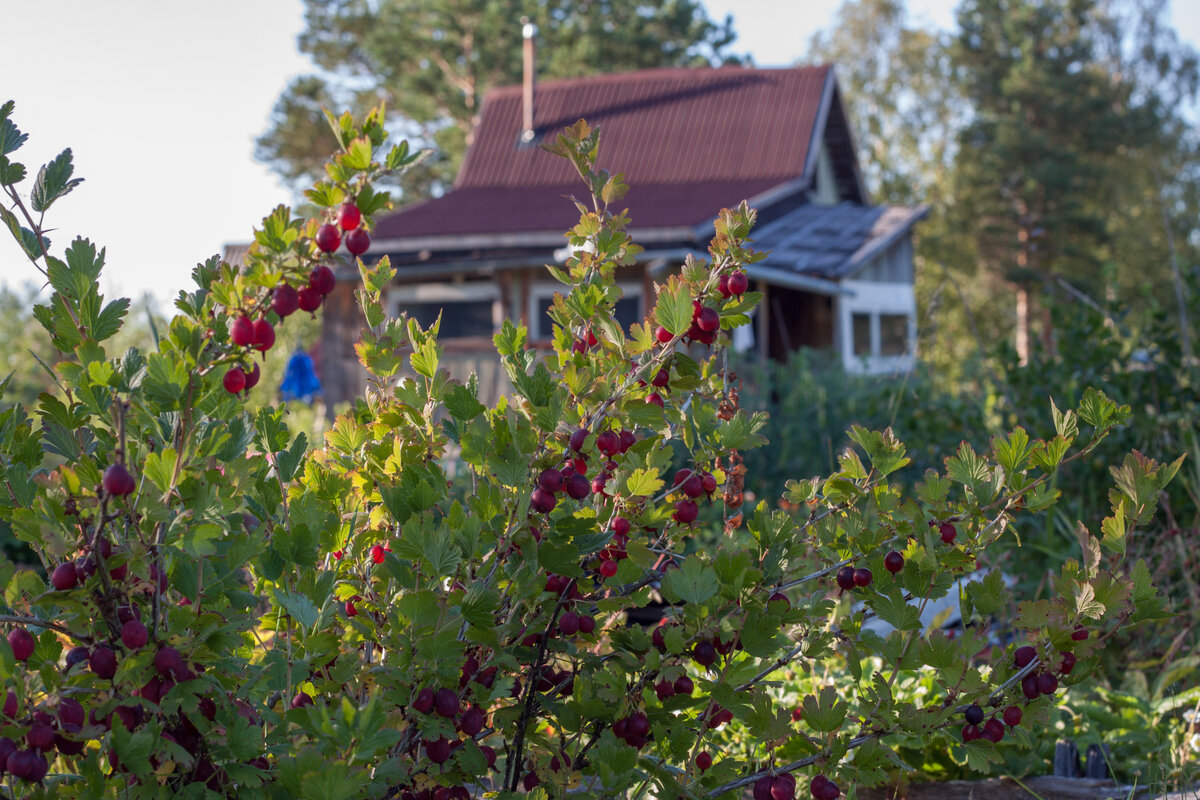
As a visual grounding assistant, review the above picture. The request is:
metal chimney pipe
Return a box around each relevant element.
[521,19,537,142]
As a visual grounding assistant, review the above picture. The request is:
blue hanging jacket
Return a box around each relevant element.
[279,349,322,403]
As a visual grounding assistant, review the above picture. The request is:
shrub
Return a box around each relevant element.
[0,105,1174,799]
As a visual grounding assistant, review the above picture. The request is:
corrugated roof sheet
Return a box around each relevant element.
[375,66,831,241]
[753,202,929,278]
[456,65,830,189]
[374,179,781,240]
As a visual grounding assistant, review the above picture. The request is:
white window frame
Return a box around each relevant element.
[527,282,643,341]
[388,282,501,337]
[838,278,916,375]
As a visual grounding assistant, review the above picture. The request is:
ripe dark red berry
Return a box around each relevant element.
[345,599,358,617]
[297,286,323,313]
[673,499,698,524]
[754,777,775,800]
[982,718,1005,742]
[853,567,873,587]
[103,463,136,497]
[681,475,704,498]
[412,688,434,714]
[4,690,18,718]
[1071,625,1089,641]
[961,723,980,742]
[646,392,664,407]
[599,559,618,578]
[964,704,984,725]
[531,487,557,514]
[695,306,720,333]
[90,645,117,679]
[693,640,718,668]
[7,628,35,662]
[884,550,904,573]
[559,611,580,636]
[337,203,362,231]
[696,751,712,771]
[771,772,797,800]
[271,284,299,317]
[309,264,336,295]
[154,646,184,676]
[223,367,246,394]
[578,614,596,634]
[651,368,670,388]
[345,228,371,256]
[596,431,619,456]
[1003,705,1022,727]
[315,223,340,253]
[939,522,957,543]
[64,646,90,671]
[51,562,78,591]
[370,544,386,564]
[564,472,590,500]
[1037,672,1059,695]
[674,675,694,695]
[244,361,261,390]
[121,619,148,650]
[1014,645,1037,669]
[835,566,856,591]
[656,325,673,344]
[718,273,732,298]
[727,271,749,296]
[1021,675,1040,700]
[569,428,588,451]
[537,468,563,494]
[811,775,840,800]
[1059,651,1077,675]
[459,705,484,736]
[26,722,55,751]
[230,314,254,347]
[252,318,275,352]
[434,688,459,718]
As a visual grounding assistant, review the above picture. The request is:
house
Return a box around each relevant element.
[315,59,927,410]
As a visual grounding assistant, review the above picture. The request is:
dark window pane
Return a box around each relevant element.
[538,297,554,339]
[879,314,909,356]
[403,300,494,338]
[852,313,872,356]
[615,296,640,331]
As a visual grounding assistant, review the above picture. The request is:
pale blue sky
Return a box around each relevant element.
[3,0,1197,304]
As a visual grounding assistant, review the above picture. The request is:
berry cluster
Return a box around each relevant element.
[3,608,246,790]
[222,202,361,395]
[960,636,1086,745]
[315,201,371,257]
[752,770,800,800]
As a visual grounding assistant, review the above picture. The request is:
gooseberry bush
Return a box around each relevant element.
[0,104,1177,800]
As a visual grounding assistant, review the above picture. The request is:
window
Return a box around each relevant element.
[852,313,872,356]
[529,283,642,340]
[390,283,498,339]
[879,314,910,356]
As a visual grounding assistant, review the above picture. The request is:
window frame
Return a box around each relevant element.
[527,282,644,341]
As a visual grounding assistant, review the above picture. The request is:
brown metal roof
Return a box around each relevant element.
[375,65,832,241]
[457,65,830,189]
[374,179,783,240]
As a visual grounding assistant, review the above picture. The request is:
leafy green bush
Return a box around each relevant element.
[0,104,1176,800]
